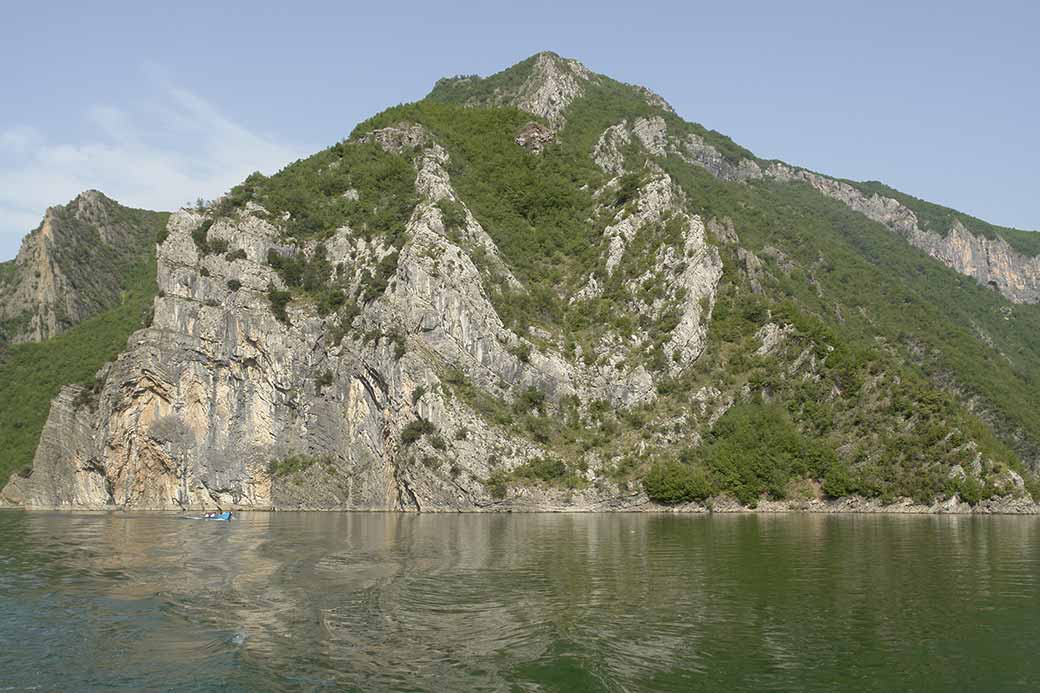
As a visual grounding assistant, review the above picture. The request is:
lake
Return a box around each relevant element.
[0,511,1037,691]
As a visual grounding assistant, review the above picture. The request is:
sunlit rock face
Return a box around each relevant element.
[1,122,721,511]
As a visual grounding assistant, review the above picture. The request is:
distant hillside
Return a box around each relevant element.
[0,191,168,345]
[0,195,167,482]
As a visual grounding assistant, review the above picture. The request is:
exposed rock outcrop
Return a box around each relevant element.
[514,122,555,153]
[2,123,721,511]
[0,191,166,343]
[430,51,674,133]
[657,120,1040,303]
[512,52,590,129]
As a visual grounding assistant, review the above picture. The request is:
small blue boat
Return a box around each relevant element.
[202,511,233,521]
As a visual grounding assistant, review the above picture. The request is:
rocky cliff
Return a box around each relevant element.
[3,52,1038,512]
[654,115,1040,303]
[0,120,721,510]
[0,192,167,345]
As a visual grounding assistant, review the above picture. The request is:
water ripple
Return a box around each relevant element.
[0,511,1038,691]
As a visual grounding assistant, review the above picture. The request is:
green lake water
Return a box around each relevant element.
[0,511,1037,691]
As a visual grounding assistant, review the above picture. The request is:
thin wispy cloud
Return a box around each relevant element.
[0,70,303,260]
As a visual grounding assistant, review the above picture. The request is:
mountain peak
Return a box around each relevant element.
[72,189,110,205]
[511,51,593,127]
[428,51,673,128]
[42,190,112,219]
[428,50,593,128]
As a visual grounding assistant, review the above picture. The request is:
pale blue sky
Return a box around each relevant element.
[1,0,1036,260]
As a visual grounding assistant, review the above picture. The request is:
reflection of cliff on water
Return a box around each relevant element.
[1,512,1038,691]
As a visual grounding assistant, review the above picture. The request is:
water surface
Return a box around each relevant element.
[0,511,1037,691]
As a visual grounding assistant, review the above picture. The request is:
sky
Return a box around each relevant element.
[1,0,1037,261]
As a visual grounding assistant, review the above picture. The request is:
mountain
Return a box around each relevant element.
[0,191,167,345]
[2,52,1038,511]
[0,194,168,484]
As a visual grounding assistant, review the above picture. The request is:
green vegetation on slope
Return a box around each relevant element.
[0,259,14,285]
[207,138,419,326]
[362,101,604,288]
[5,54,1036,508]
[0,213,168,484]
[360,101,614,337]
[268,453,328,478]
[216,140,417,244]
[43,201,168,322]
[645,402,836,507]
[355,99,715,371]
[664,157,1040,463]
[357,88,1040,502]
[390,80,1037,502]
[0,200,167,347]
[427,54,542,106]
[0,260,20,348]
[427,53,754,166]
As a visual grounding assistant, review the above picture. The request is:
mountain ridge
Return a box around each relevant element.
[0,191,168,345]
[433,52,1040,300]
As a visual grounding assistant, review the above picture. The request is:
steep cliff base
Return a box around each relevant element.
[3,485,1037,515]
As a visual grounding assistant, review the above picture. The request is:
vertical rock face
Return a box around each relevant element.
[512,52,590,129]
[1,122,722,510]
[0,191,166,343]
[907,221,1040,302]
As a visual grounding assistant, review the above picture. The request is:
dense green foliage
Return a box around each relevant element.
[0,214,166,483]
[216,142,417,244]
[266,286,292,324]
[401,418,438,446]
[657,162,1031,499]
[268,453,325,477]
[427,54,542,106]
[485,455,586,499]
[513,456,567,481]
[643,459,712,505]
[667,159,1040,465]
[0,260,14,285]
[700,402,836,506]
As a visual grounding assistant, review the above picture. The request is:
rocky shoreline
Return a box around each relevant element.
[4,491,1038,515]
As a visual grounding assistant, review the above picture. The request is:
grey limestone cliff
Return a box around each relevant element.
[1,122,721,511]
